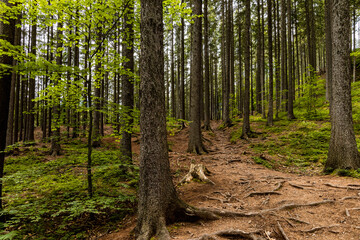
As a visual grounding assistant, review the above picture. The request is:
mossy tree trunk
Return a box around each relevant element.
[325,0,360,171]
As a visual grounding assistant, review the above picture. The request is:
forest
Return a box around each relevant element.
[1,0,360,239]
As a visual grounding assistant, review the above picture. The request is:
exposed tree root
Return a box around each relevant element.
[277,222,290,240]
[344,207,360,217]
[246,181,284,197]
[300,224,339,233]
[227,159,242,164]
[246,191,282,198]
[324,183,360,190]
[191,229,264,240]
[287,217,310,225]
[179,164,215,185]
[340,196,360,201]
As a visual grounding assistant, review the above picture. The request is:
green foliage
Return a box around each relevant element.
[230,127,242,144]
[1,142,137,239]
[166,117,188,136]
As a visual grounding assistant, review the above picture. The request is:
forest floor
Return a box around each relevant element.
[98,120,360,240]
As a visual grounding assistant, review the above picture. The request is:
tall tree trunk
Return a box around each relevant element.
[187,0,206,153]
[171,26,176,118]
[281,0,287,112]
[0,0,16,209]
[242,0,251,137]
[256,0,262,114]
[136,2,213,238]
[203,0,211,130]
[92,28,102,148]
[179,3,185,128]
[267,0,274,126]
[238,4,243,118]
[6,17,21,146]
[325,0,332,104]
[325,0,360,171]
[50,21,63,156]
[287,0,295,119]
[27,23,37,141]
[275,0,281,118]
[120,1,134,162]
[352,9,356,83]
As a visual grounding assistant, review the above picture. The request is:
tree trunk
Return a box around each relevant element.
[325,0,332,104]
[281,0,287,112]
[267,0,274,126]
[287,0,295,119]
[242,0,251,137]
[120,1,134,162]
[136,2,207,238]
[187,0,206,153]
[256,0,262,114]
[27,23,37,141]
[325,0,360,171]
[179,4,185,127]
[203,0,211,130]
[0,0,16,209]
[50,21,63,156]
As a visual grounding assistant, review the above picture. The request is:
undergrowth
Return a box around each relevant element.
[1,140,138,240]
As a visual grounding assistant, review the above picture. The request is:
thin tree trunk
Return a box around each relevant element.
[267,0,274,126]
[287,0,295,119]
[203,0,211,130]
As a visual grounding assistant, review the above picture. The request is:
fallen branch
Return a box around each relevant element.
[179,164,215,185]
[324,183,360,190]
[345,207,360,217]
[277,222,290,240]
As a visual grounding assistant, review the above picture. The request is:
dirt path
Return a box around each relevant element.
[100,122,360,240]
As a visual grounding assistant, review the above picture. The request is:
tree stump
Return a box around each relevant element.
[179,164,215,185]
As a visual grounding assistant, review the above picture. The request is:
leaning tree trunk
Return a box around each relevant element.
[325,0,360,171]
[187,0,206,154]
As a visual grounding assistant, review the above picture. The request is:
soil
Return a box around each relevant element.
[98,121,360,240]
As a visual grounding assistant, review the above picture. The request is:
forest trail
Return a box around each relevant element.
[100,121,360,240]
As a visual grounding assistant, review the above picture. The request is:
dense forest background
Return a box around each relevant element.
[1,0,360,239]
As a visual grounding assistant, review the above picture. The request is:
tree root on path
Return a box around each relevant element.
[245,181,285,197]
[190,229,264,240]
[300,224,339,233]
[179,164,215,185]
[324,183,360,190]
[194,200,335,218]
[277,221,290,240]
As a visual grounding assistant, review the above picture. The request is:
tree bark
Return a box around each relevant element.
[0,0,16,209]
[325,0,360,171]
[187,0,206,154]
[287,0,295,119]
[203,0,211,130]
[120,1,135,162]
[325,0,332,104]
[50,21,63,156]
[242,0,251,137]
[267,0,274,126]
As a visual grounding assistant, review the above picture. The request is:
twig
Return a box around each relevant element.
[340,196,360,201]
[277,222,290,240]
